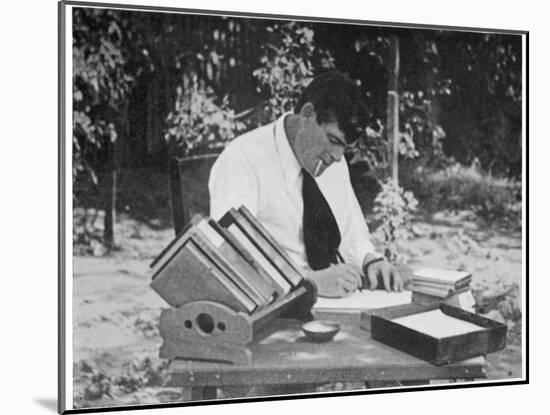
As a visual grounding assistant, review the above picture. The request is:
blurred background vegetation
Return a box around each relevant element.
[71,7,522,254]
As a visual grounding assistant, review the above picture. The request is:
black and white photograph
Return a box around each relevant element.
[57,0,527,412]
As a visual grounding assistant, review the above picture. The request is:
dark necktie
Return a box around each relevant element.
[302,169,341,270]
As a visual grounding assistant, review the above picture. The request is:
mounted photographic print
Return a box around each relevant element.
[59,0,528,412]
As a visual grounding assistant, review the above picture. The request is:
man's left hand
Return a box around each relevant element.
[363,254,404,292]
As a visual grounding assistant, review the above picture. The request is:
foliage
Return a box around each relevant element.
[251,25,424,261]
[164,73,245,156]
[437,32,522,176]
[408,160,522,228]
[165,21,336,156]
[76,358,167,402]
[72,8,133,183]
[72,8,161,250]
[351,34,451,176]
[114,358,166,393]
[398,35,453,158]
[73,208,109,256]
[71,12,523,259]
[348,119,421,181]
[373,181,419,262]
[72,8,137,250]
[350,31,522,177]
[72,112,116,185]
[72,12,523,179]
[253,22,335,123]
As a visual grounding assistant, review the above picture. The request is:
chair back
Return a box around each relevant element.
[169,153,219,235]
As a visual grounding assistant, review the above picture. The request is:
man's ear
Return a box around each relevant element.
[299,102,317,124]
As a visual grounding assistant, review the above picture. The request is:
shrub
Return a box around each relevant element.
[165,73,245,156]
[253,22,335,123]
[408,161,521,228]
[373,180,419,262]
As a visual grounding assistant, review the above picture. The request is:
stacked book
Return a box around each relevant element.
[150,205,305,314]
[411,268,472,299]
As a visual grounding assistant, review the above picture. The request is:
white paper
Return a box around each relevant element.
[392,309,485,338]
[314,290,412,310]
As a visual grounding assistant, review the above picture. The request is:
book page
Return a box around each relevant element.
[227,224,291,294]
[392,309,485,338]
[411,285,452,298]
[314,290,412,310]
[196,219,225,248]
[413,268,471,284]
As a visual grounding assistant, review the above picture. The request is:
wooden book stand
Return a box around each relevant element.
[157,280,317,364]
[156,156,317,364]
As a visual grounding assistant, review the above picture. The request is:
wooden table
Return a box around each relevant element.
[164,311,487,400]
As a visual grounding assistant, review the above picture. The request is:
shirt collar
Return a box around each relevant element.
[274,112,303,191]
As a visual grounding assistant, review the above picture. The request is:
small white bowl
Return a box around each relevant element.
[301,320,340,342]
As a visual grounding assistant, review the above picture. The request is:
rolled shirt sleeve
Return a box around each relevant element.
[340,189,378,274]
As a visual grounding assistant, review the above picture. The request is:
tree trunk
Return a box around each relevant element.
[102,166,117,248]
[102,134,117,248]
[386,36,400,185]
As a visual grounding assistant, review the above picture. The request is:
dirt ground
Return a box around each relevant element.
[72,210,523,409]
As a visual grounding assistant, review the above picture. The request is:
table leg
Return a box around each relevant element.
[196,386,217,400]
[365,380,431,388]
[256,383,317,396]
[364,380,400,389]
[181,386,218,401]
[399,380,430,387]
[398,378,477,387]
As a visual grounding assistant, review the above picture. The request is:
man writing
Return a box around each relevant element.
[209,71,403,297]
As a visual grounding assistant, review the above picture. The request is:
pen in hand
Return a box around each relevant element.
[335,250,345,264]
[335,250,363,292]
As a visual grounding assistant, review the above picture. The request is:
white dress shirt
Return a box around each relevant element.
[209,112,376,273]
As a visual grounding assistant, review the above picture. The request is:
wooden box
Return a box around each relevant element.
[367,303,507,365]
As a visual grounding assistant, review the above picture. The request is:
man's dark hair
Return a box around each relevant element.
[294,70,367,144]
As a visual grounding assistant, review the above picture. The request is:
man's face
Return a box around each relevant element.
[294,107,348,177]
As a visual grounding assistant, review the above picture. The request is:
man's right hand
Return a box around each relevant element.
[306,264,362,298]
